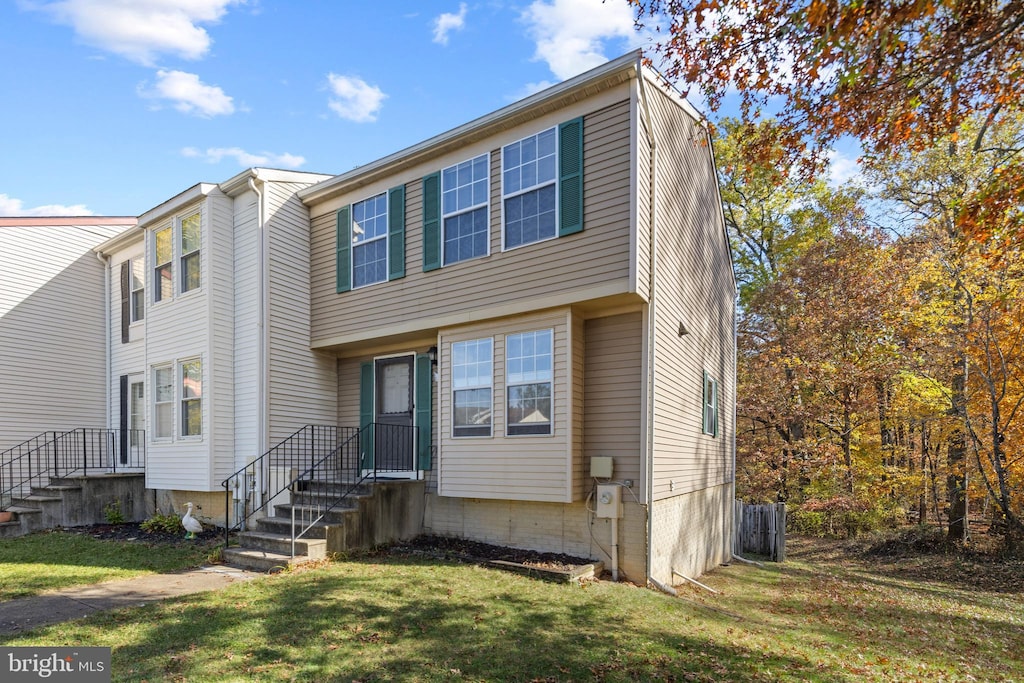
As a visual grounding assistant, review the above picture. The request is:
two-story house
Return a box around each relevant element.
[300,52,736,583]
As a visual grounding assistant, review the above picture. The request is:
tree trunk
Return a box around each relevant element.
[947,355,969,541]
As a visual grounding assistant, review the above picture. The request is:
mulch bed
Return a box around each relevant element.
[392,535,597,573]
[62,521,221,545]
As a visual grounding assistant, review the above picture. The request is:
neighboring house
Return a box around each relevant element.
[0,217,136,454]
[92,168,335,515]
[300,52,736,583]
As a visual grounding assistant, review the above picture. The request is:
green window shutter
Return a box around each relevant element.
[388,185,406,280]
[422,171,441,271]
[415,353,433,470]
[359,361,374,469]
[336,206,352,293]
[558,116,584,236]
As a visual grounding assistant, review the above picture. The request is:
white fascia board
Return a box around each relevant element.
[300,50,643,206]
[137,183,217,228]
[218,168,334,197]
[93,225,144,255]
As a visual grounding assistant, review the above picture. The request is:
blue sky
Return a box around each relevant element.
[0,0,656,216]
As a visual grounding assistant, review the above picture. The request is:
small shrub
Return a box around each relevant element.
[790,497,903,538]
[141,510,182,535]
[103,500,126,525]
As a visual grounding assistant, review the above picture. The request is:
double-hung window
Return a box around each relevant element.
[154,227,173,302]
[506,329,553,435]
[180,359,202,438]
[153,366,174,439]
[443,154,489,265]
[703,371,719,437]
[180,212,201,293]
[452,338,493,437]
[502,128,557,249]
[130,258,145,322]
[352,192,389,288]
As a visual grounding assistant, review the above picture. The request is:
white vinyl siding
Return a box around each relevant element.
[0,221,127,453]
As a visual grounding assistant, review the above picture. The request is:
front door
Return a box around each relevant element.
[374,355,416,473]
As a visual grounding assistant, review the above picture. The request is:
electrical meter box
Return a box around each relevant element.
[595,483,623,518]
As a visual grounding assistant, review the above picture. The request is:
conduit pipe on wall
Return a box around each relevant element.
[95,251,112,430]
[248,172,267,509]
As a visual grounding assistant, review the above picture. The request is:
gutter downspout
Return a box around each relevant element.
[637,63,659,587]
[95,251,111,431]
[248,172,268,507]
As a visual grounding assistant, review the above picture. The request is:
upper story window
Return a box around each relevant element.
[502,128,557,250]
[154,227,173,302]
[352,192,389,288]
[506,329,553,436]
[129,259,145,322]
[443,154,489,265]
[452,337,493,437]
[180,212,201,293]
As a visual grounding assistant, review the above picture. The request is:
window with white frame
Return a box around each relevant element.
[129,379,144,447]
[180,212,201,293]
[180,359,202,437]
[153,366,173,439]
[506,329,553,435]
[154,227,173,302]
[502,128,557,249]
[703,371,719,437]
[443,153,489,265]
[130,258,145,322]
[452,338,493,437]
[352,192,388,288]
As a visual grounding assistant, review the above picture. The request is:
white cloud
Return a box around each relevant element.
[826,148,863,187]
[432,3,467,45]
[0,193,92,217]
[28,0,241,66]
[181,147,306,169]
[140,70,235,117]
[326,74,386,123]
[521,0,637,80]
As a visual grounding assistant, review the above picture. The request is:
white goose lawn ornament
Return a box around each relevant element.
[181,502,203,539]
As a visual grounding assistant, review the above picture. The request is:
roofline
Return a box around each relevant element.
[218,167,334,197]
[0,216,137,227]
[299,50,644,205]
[94,225,145,254]
[138,182,217,227]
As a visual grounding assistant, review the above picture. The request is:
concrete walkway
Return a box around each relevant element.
[0,565,261,635]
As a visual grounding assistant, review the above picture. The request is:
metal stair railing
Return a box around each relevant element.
[1,428,145,510]
[289,422,419,557]
[221,425,356,546]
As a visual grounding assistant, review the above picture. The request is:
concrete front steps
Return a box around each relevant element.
[0,473,146,538]
[223,478,425,572]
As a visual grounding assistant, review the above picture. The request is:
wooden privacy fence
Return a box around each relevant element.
[734,501,786,562]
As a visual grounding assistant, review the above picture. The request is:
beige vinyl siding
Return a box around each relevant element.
[232,190,260,468]
[583,311,644,494]
[207,190,236,485]
[634,81,652,300]
[438,309,575,503]
[570,313,585,500]
[642,76,736,502]
[308,90,636,349]
[0,223,126,452]
[265,181,338,444]
[144,199,213,492]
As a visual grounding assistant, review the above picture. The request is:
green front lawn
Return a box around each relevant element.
[1,536,1022,682]
[0,530,220,601]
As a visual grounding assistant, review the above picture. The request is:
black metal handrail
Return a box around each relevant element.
[1,428,145,510]
[221,425,355,545]
[288,422,419,555]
